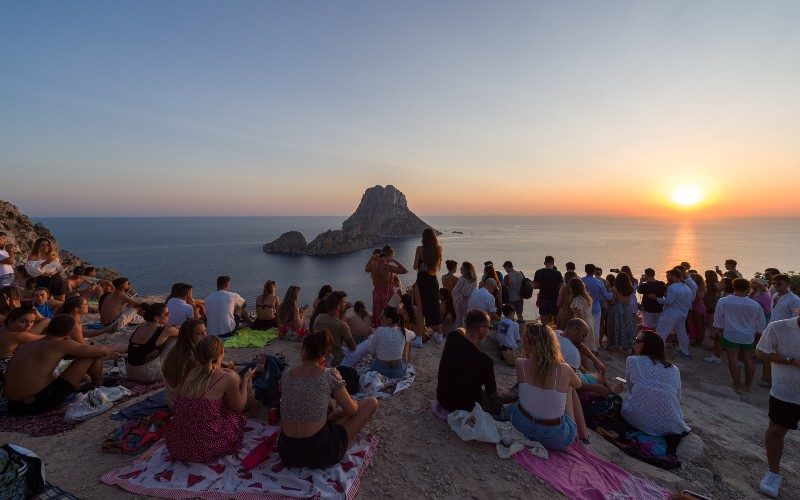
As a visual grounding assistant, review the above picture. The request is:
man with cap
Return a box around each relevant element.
[502,261,525,319]
[467,278,501,321]
[533,256,564,326]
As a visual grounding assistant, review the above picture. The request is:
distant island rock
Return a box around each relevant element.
[263,185,440,256]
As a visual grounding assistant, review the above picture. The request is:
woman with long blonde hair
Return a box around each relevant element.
[253,280,280,330]
[452,261,477,328]
[161,319,206,408]
[165,335,253,463]
[412,228,443,342]
[568,277,596,352]
[507,324,582,450]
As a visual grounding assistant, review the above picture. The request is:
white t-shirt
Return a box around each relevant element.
[757,318,800,405]
[556,330,581,370]
[204,289,245,336]
[772,292,800,323]
[713,294,767,344]
[496,317,520,349]
[467,287,496,313]
[24,259,62,277]
[621,355,690,436]
[0,248,13,276]
[368,326,414,361]
[166,297,194,327]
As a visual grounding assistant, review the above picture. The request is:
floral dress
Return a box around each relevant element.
[452,277,477,328]
[606,294,637,349]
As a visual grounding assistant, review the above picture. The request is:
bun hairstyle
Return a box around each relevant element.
[45,314,77,337]
[141,302,167,322]
[185,335,225,398]
[302,329,332,362]
[59,295,87,316]
[382,305,406,337]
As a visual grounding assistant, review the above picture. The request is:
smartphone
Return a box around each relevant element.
[238,362,257,376]
[610,268,621,273]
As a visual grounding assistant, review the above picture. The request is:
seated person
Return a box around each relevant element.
[399,292,426,341]
[25,238,67,301]
[466,279,501,321]
[65,266,92,298]
[497,304,523,366]
[126,303,179,383]
[253,280,279,330]
[437,310,515,414]
[4,314,108,415]
[346,301,372,342]
[165,336,252,462]
[367,306,415,377]
[1,286,49,334]
[558,318,621,396]
[100,277,143,328]
[277,285,308,341]
[0,231,15,287]
[621,330,691,436]
[59,296,126,378]
[0,307,43,385]
[507,323,583,450]
[312,292,357,366]
[278,330,379,469]
[162,319,206,408]
[31,287,62,319]
[204,275,247,336]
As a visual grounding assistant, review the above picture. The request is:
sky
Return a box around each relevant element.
[1,1,799,217]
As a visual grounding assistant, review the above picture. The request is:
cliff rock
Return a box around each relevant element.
[263,185,439,255]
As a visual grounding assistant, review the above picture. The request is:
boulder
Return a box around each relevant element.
[262,231,307,254]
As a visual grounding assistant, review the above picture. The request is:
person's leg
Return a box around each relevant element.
[675,318,690,356]
[591,311,601,350]
[570,388,589,440]
[724,346,742,390]
[339,397,379,444]
[743,347,755,390]
[763,361,773,386]
[765,420,789,473]
[59,357,98,387]
[340,340,371,368]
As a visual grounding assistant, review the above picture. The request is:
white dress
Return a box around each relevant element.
[621,355,691,436]
[452,277,477,328]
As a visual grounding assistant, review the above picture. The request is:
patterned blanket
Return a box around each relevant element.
[351,354,415,400]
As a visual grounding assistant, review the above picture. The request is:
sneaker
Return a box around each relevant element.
[676,350,691,359]
[760,471,781,498]
[412,336,423,348]
[432,332,444,344]
[703,355,722,364]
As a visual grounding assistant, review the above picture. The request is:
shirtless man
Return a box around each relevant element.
[100,277,142,328]
[364,245,407,328]
[5,314,108,415]
[0,307,43,383]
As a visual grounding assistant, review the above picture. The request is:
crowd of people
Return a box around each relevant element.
[1,229,799,497]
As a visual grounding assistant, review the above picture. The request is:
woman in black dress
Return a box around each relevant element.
[412,228,443,343]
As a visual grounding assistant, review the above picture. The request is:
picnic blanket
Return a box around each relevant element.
[351,354,415,400]
[223,328,279,348]
[110,391,168,421]
[513,443,671,500]
[0,379,163,437]
[101,419,378,499]
[580,393,684,469]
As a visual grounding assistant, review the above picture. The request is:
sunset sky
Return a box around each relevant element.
[2,1,798,217]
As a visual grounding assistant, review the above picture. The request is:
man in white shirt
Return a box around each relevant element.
[502,261,525,319]
[204,276,246,336]
[496,304,522,366]
[713,278,766,393]
[771,275,800,323]
[166,283,200,327]
[650,269,693,359]
[467,278,501,321]
[0,232,16,287]
[755,313,800,498]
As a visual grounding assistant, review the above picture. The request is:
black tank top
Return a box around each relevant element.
[127,326,166,366]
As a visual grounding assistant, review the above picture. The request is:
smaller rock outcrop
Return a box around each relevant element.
[263,185,438,256]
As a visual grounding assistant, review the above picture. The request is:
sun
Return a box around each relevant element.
[670,185,704,208]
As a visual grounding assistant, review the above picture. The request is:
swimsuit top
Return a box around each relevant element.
[518,361,567,420]
[127,326,167,366]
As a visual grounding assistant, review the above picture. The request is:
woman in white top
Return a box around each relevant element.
[568,277,596,352]
[622,330,691,436]
[508,323,582,450]
[368,306,415,378]
[451,262,477,328]
[25,238,66,301]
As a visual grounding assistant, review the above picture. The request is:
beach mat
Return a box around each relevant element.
[101,419,378,499]
[351,355,415,400]
[0,379,163,437]
[223,328,278,348]
[110,390,168,421]
[34,482,79,500]
[513,443,670,500]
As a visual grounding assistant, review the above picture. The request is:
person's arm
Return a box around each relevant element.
[61,340,108,359]
[342,323,357,351]
[483,358,498,396]
[48,298,63,309]
[331,371,359,416]
[655,286,675,305]
[25,259,44,277]
[368,331,378,356]
[389,259,408,275]
[532,271,540,290]
[713,301,724,330]
[566,363,582,390]
[577,343,604,373]
[0,247,14,265]
[293,306,304,329]
[121,294,142,307]
[224,369,254,413]
[755,307,767,334]
[412,247,421,271]
[601,284,614,301]
[364,256,375,273]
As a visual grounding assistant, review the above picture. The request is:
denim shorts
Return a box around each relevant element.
[372,358,408,379]
[0,273,15,287]
[508,402,576,450]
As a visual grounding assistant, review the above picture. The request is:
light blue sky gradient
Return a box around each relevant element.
[2,1,798,216]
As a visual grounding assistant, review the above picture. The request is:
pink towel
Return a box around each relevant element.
[429,400,450,421]
[513,443,670,499]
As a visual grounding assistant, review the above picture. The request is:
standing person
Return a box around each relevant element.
[755,312,800,498]
[365,246,407,328]
[412,228,444,343]
[688,274,707,346]
[253,280,280,330]
[204,276,246,337]
[620,266,639,317]
[704,270,721,337]
[0,232,16,287]
[166,283,201,327]
[441,260,459,291]
[713,278,767,393]
[503,261,525,320]
[556,271,578,330]
[100,277,143,328]
[25,238,66,301]
[452,262,477,328]
[650,269,693,359]
[750,278,773,324]
[716,259,743,279]
[637,268,667,330]
[533,256,564,326]
[582,264,613,349]
[606,272,637,351]
[772,275,800,323]
[568,277,596,353]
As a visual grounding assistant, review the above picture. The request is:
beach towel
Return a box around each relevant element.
[103,410,171,455]
[101,419,378,499]
[110,391,168,421]
[0,379,163,437]
[513,443,670,500]
[223,328,279,348]
[351,354,415,399]
[64,386,132,421]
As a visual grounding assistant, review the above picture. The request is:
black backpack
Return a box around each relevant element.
[519,273,535,300]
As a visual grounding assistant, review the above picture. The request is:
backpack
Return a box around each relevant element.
[0,444,45,498]
[253,354,288,408]
[519,273,535,300]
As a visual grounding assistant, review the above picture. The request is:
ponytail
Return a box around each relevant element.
[184,335,224,398]
[382,306,406,339]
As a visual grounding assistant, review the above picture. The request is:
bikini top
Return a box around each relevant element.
[518,361,567,420]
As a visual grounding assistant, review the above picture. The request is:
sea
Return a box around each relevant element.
[36,216,799,319]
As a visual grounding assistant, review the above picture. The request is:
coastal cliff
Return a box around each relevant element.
[0,198,119,279]
[263,185,439,256]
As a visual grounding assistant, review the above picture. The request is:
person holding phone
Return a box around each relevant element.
[24,238,66,301]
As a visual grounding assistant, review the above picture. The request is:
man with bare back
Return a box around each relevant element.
[100,277,143,328]
[5,314,108,415]
[364,245,407,327]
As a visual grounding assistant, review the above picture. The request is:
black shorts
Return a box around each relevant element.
[538,293,558,316]
[8,378,76,416]
[769,395,800,430]
[278,421,349,469]
[252,318,278,330]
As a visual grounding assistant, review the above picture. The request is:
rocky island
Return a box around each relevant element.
[263,185,439,256]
